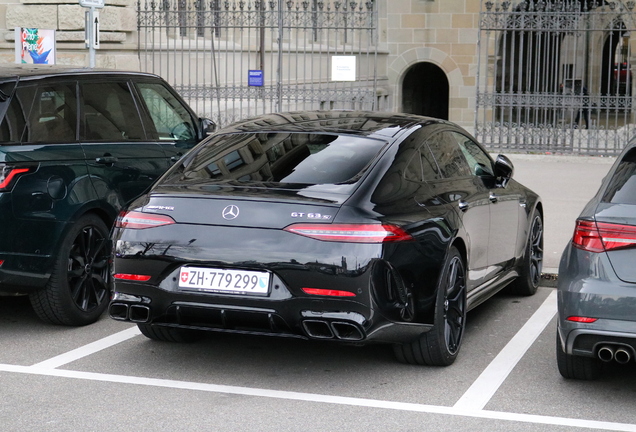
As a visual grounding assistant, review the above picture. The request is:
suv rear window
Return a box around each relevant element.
[602,148,636,204]
[170,132,386,186]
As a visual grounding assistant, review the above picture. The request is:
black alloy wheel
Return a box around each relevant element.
[393,246,467,366]
[436,250,467,358]
[30,214,110,326]
[509,210,543,296]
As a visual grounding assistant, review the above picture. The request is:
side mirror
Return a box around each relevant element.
[494,154,514,187]
[200,118,216,135]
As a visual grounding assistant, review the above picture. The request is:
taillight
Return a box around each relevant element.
[566,316,598,323]
[115,211,175,229]
[114,273,152,282]
[302,287,356,297]
[283,223,413,243]
[0,165,34,192]
[572,219,636,252]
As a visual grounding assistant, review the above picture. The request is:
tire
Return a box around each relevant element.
[556,331,601,380]
[393,247,467,366]
[509,209,543,296]
[29,214,110,326]
[137,323,203,343]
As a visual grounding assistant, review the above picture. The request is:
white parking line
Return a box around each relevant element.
[31,326,140,369]
[454,290,558,410]
[0,362,634,431]
[8,290,627,430]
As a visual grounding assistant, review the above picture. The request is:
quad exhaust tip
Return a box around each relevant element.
[302,319,364,341]
[109,303,151,323]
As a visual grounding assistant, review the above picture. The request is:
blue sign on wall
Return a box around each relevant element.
[248,70,264,87]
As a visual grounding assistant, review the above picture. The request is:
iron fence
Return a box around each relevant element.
[476,0,636,155]
[138,0,378,127]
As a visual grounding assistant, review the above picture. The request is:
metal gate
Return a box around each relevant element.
[476,0,636,155]
[137,0,378,127]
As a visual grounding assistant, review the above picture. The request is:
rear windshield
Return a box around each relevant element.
[167,132,387,186]
[602,148,636,205]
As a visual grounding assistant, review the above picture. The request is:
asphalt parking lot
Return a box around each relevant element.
[2,286,636,431]
[2,153,636,432]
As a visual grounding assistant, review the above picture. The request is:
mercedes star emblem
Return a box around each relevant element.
[222,205,240,220]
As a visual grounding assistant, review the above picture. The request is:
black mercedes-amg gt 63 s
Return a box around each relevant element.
[109,111,543,366]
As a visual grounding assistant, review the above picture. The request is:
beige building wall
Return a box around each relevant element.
[379,0,481,131]
[0,0,139,68]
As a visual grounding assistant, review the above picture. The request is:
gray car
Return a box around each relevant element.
[557,142,636,379]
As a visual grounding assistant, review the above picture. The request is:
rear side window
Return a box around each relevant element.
[20,83,77,143]
[172,132,386,185]
[0,83,26,143]
[81,81,145,141]
[405,144,442,182]
[602,149,636,204]
[425,131,472,179]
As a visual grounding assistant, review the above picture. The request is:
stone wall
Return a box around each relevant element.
[0,0,139,68]
[380,0,481,130]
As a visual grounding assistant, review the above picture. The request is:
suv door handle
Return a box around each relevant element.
[96,156,118,165]
[458,200,469,211]
[489,192,499,203]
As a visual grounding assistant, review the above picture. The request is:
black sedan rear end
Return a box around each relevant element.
[110,111,542,365]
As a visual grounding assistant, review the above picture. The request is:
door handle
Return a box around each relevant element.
[489,192,499,203]
[170,153,183,163]
[96,156,118,165]
[458,200,469,211]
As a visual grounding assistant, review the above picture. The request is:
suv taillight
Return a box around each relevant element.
[572,219,636,252]
[115,211,176,229]
[0,165,34,192]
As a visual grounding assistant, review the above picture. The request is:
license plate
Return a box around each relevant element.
[178,266,270,295]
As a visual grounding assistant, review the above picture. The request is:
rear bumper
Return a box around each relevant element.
[0,254,52,292]
[0,211,67,292]
[558,324,636,360]
[109,281,431,344]
[110,222,442,344]
[557,244,636,359]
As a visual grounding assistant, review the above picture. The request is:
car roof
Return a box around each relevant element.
[218,111,447,138]
[0,65,161,81]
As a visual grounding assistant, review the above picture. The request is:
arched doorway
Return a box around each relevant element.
[401,63,449,120]
[601,22,631,97]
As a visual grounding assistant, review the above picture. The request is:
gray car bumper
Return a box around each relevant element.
[557,244,636,358]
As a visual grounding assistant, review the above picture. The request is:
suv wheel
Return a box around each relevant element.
[30,214,110,326]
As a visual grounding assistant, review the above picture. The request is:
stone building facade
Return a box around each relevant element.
[0,0,482,130]
[379,0,480,129]
[0,0,633,154]
[0,0,139,68]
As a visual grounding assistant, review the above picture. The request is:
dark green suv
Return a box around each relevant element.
[0,65,215,325]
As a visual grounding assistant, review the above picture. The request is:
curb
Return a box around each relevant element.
[540,271,558,288]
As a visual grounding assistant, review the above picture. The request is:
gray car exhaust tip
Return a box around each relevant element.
[597,345,615,362]
[614,348,632,365]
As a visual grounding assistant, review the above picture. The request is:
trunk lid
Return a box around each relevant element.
[142,184,345,229]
